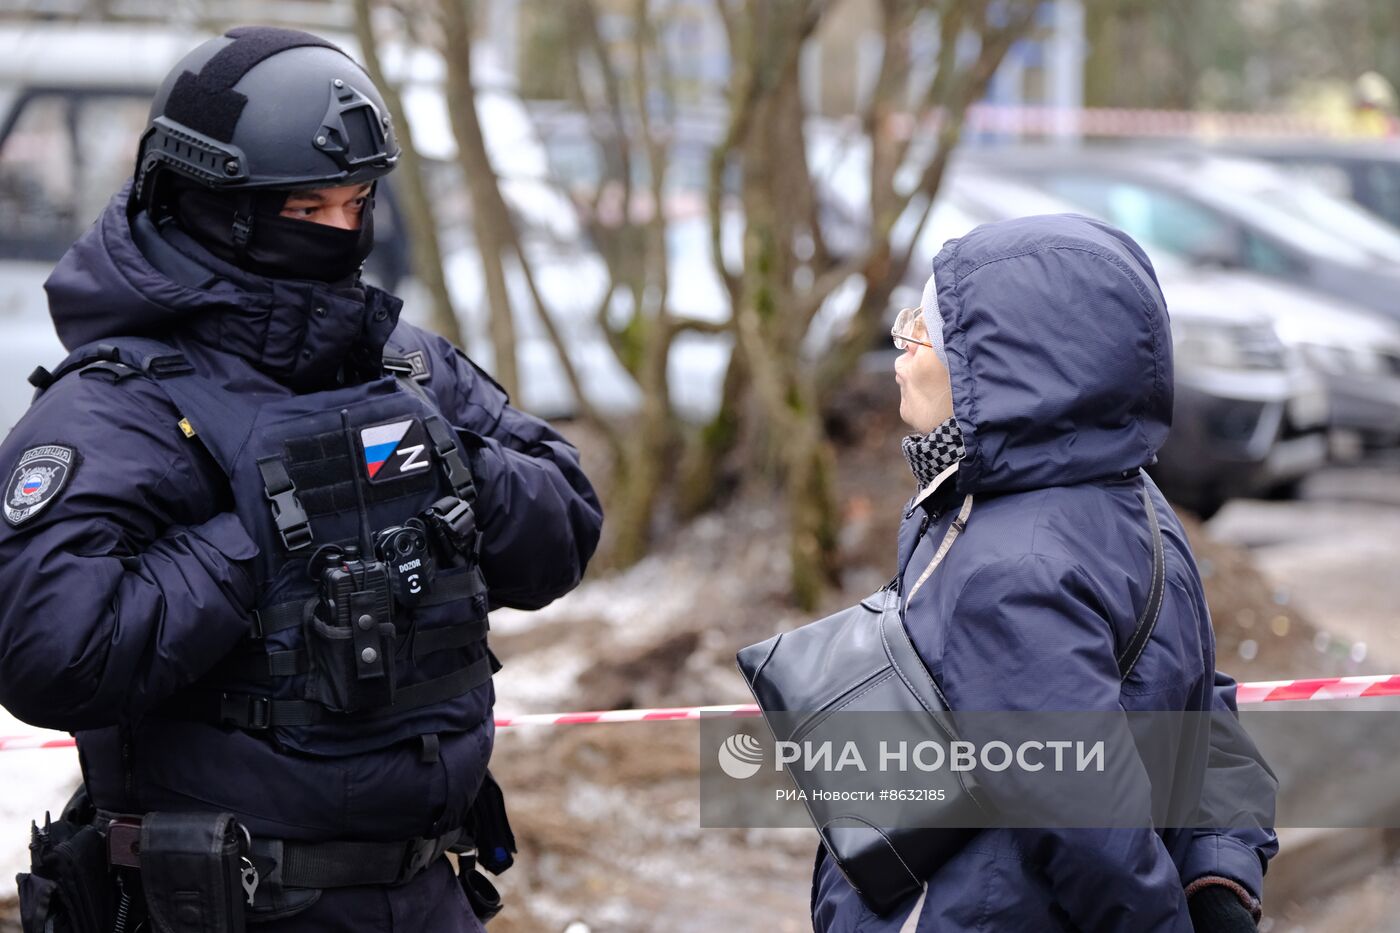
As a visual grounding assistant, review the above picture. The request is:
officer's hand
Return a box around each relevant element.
[1188,884,1258,932]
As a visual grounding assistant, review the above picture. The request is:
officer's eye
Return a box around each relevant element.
[283,205,317,218]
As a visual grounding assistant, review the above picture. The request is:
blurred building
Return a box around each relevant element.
[514,0,1086,126]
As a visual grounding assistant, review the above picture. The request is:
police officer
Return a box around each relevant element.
[0,26,602,932]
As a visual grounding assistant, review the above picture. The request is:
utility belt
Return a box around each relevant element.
[17,778,516,932]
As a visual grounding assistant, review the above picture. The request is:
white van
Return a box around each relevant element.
[0,26,197,430]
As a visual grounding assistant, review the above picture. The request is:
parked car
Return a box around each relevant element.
[514,129,1337,514]
[1191,263,1400,450]
[1214,142,1400,233]
[980,146,1400,323]
[952,154,1400,450]
[859,166,1331,517]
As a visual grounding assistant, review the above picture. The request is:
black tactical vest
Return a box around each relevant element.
[44,337,496,758]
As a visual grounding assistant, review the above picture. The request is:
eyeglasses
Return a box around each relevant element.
[891,306,936,351]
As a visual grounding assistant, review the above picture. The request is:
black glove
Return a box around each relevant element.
[1188,884,1258,932]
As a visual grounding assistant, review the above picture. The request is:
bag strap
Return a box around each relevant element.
[904,494,974,605]
[1115,473,1165,681]
[878,479,1164,722]
[893,470,1165,685]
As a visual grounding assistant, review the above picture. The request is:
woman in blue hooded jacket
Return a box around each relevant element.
[811,215,1277,932]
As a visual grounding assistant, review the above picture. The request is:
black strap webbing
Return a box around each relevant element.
[226,619,489,682]
[197,656,493,730]
[424,414,476,505]
[271,828,462,889]
[252,568,483,639]
[393,374,478,505]
[252,599,313,637]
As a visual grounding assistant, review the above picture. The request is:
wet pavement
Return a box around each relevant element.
[1209,458,1400,931]
[1210,461,1400,670]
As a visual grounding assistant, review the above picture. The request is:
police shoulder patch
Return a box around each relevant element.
[5,444,76,527]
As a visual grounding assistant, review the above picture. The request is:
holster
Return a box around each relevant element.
[456,770,516,923]
[138,812,247,933]
[16,813,113,933]
[457,864,504,924]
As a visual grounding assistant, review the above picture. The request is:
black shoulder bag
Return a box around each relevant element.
[736,479,1164,915]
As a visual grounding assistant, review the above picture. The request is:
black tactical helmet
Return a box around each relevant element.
[131,26,400,214]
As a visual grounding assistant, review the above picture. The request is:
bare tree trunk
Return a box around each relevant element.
[439,0,521,398]
[548,0,714,568]
[678,347,748,518]
[353,0,465,348]
[709,0,1037,608]
[606,326,673,565]
[598,0,682,567]
[721,1,841,610]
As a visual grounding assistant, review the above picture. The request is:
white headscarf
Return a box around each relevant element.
[920,268,947,364]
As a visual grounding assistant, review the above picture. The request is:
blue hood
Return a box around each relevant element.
[932,214,1173,495]
[43,182,401,388]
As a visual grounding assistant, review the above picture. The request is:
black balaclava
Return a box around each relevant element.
[167,180,375,283]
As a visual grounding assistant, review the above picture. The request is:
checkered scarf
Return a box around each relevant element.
[901,417,965,489]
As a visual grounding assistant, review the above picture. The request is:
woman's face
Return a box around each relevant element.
[894,315,955,434]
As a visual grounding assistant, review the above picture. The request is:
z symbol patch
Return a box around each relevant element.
[361,419,432,484]
[5,445,75,527]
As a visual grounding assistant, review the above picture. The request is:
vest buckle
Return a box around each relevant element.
[219,692,270,730]
[422,416,477,504]
[399,836,441,882]
[267,489,313,551]
[424,495,479,559]
[258,456,314,552]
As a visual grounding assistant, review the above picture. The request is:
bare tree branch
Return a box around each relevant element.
[632,0,671,323]
[668,316,731,336]
[705,0,761,309]
[507,233,621,447]
[569,0,636,224]
[352,0,465,348]
[815,0,1042,401]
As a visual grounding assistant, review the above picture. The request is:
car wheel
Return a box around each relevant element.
[1262,478,1305,502]
[1192,496,1225,521]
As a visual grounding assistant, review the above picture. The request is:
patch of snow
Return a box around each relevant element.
[0,711,81,892]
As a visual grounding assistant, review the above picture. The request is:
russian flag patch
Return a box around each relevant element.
[360,419,432,483]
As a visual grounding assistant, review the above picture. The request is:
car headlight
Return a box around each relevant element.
[1298,342,1387,377]
[1173,320,1286,371]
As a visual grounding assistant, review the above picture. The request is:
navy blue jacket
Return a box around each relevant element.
[813,215,1277,931]
[0,187,602,842]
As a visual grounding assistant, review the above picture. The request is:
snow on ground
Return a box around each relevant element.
[0,711,81,889]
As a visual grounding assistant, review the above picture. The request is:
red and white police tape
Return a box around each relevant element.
[882,104,1350,140]
[2,674,1399,751]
